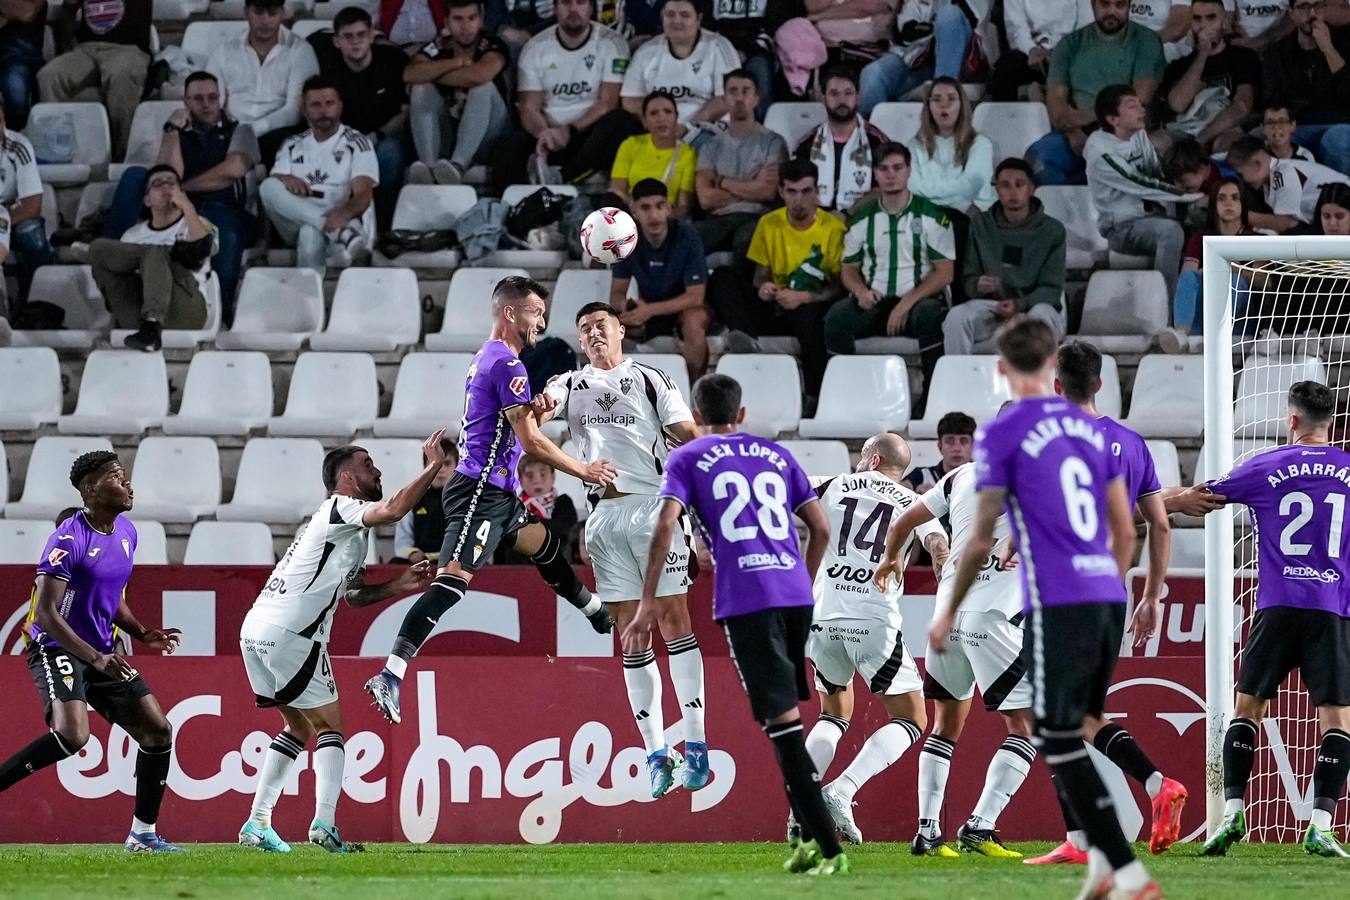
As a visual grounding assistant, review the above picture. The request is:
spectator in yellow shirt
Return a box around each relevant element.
[609,90,697,217]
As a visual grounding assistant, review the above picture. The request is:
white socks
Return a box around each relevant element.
[250,731,303,827]
[1145,771,1163,799]
[579,595,603,617]
[969,735,1037,830]
[312,731,345,825]
[917,734,955,828]
[806,714,849,778]
[131,816,155,834]
[623,648,665,755]
[1224,798,1245,816]
[665,634,706,744]
[1311,808,1334,830]
[834,718,922,801]
[384,655,407,679]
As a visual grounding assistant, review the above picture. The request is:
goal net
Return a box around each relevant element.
[1203,237,1350,843]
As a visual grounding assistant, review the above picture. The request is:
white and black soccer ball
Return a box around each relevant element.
[579,207,638,265]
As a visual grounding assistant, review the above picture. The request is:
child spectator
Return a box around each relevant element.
[498,456,580,563]
[1262,102,1316,163]
[393,439,460,563]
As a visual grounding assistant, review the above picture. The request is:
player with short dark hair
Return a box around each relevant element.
[1201,381,1350,859]
[0,451,184,852]
[364,276,619,724]
[625,373,847,875]
[930,318,1157,898]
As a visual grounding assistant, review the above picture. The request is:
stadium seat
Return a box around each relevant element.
[110,100,180,180]
[425,267,529,351]
[10,265,108,349]
[547,268,612,339]
[153,0,210,20]
[971,102,1051,162]
[1036,186,1107,270]
[128,437,221,522]
[130,519,168,564]
[763,102,826,150]
[1193,439,1277,483]
[869,102,923,143]
[1123,355,1204,438]
[216,438,327,523]
[908,439,941,473]
[488,184,579,267]
[1078,271,1169,353]
[1235,354,1328,438]
[0,347,62,430]
[0,441,7,514]
[310,268,422,351]
[630,353,691,402]
[163,351,274,436]
[216,268,325,351]
[363,438,424,496]
[375,352,474,438]
[715,354,801,437]
[799,355,910,438]
[181,21,246,67]
[0,520,52,564]
[1146,440,1182,489]
[910,355,1010,438]
[73,181,117,233]
[40,183,58,237]
[24,102,110,185]
[779,440,850,478]
[57,350,168,435]
[111,271,222,349]
[183,521,277,565]
[290,18,332,38]
[854,336,921,355]
[1142,526,1205,570]
[373,185,478,268]
[269,352,379,437]
[1097,354,1122,419]
[6,436,114,520]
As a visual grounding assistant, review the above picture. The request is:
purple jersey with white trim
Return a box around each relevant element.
[1207,444,1350,617]
[976,396,1127,610]
[456,339,532,492]
[1098,415,1161,506]
[28,512,137,652]
[659,433,817,619]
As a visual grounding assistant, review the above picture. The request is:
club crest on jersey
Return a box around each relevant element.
[62,676,73,691]
[121,539,130,557]
[619,377,633,395]
[584,54,595,68]
[46,548,67,566]
[509,375,528,397]
[334,149,344,164]
[596,392,619,411]
[692,60,703,74]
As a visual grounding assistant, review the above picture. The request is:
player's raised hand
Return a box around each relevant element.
[927,609,955,655]
[140,627,182,655]
[1169,485,1225,517]
[872,558,900,592]
[92,652,137,681]
[582,459,619,486]
[532,391,559,416]
[1128,597,1161,649]
[397,559,437,593]
[422,429,448,467]
[621,601,658,655]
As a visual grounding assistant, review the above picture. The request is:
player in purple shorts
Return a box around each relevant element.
[0,451,185,852]
[1201,381,1350,859]
[929,319,1158,900]
[624,373,848,876]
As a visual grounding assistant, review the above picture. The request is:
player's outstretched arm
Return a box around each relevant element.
[874,502,938,591]
[506,405,617,485]
[33,575,134,680]
[1105,479,1137,579]
[623,498,683,652]
[1160,484,1226,516]
[797,499,831,581]
[362,430,448,527]
[113,594,181,655]
[929,488,1004,652]
[345,560,436,608]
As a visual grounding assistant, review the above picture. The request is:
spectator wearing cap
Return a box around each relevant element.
[1263,0,1350,174]
[0,0,45,130]
[609,90,697,217]
[792,67,888,215]
[857,0,988,117]
[903,411,975,493]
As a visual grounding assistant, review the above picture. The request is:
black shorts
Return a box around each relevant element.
[438,472,536,573]
[1237,606,1350,707]
[26,641,152,726]
[723,605,814,722]
[1023,602,1126,730]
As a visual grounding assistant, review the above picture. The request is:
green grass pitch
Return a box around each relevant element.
[0,841,1341,898]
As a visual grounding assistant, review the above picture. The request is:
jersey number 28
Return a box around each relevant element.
[713,471,790,542]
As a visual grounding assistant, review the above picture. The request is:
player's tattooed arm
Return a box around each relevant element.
[361,430,448,526]
[345,560,436,608]
[113,595,181,654]
[923,532,950,580]
[32,575,134,679]
[929,488,1004,652]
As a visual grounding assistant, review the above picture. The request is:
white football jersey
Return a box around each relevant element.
[813,471,943,629]
[0,132,41,207]
[518,23,630,127]
[1231,0,1288,41]
[121,215,219,290]
[923,463,1022,618]
[621,30,740,124]
[271,126,380,235]
[1265,157,1350,225]
[545,358,693,499]
[246,496,370,643]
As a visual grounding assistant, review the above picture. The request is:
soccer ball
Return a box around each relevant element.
[580,207,638,265]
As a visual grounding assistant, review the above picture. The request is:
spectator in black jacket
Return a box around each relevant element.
[1263,0,1350,173]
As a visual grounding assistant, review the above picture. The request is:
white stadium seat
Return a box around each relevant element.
[374,185,478,268]
[310,268,422,351]
[363,438,424,496]
[24,102,110,185]
[375,352,474,438]
[1146,440,1182,489]
[972,102,1051,162]
[1194,439,1277,484]
[908,440,941,473]
[715,354,801,438]
[129,437,222,522]
[163,351,274,436]
[779,440,851,478]
[799,355,909,438]
[216,438,327,523]
[630,353,691,402]
[1142,526,1206,570]
[111,100,180,180]
[130,519,168,564]
[184,521,276,565]
[153,0,210,20]
[426,267,528,352]
[1235,355,1327,438]
[0,441,7,515]
[11,265,108,349]
[868,102,922,143]
[763,102,825,150]
[1123,355,1204,438]
[291,18,332,38]
[6,436,113,520]
[0,347,62,429]
[112,271,222,349]
[910,355,1010,438]
[1096,354,1122,419]
[0,520,52,564]
[181,21,246,67]
[1037,186,1107,270]
[216,268,325,351]
[547,268,612,339]
[73,181,116,231]
[269,352,379,437]
[1078,271,1169,353]
[58,350,168,435]
[489,185,579,267]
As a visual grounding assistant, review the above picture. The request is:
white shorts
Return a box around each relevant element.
[923,609,1031,712]
[587,494,691,603]
[808,617,922,696]
[240,616,337,710]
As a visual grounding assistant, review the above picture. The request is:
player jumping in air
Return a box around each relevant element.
[1201,381,1350,859]
[365,276,618,724]
[532,302,710,798]
[625,374,848,876]
[930,318,1157,900]
[239,433,447,853]
[0,451,184,852]
[877,439,1036,860]
[800,433,949,846]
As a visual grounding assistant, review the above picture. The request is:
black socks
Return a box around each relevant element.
[767,719,843,859]
[1223,717,1258,802]
[391,573,468,662]
[0,731,75,792]
[134,744,173,826]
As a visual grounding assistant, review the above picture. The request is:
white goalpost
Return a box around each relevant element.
[1203,235,1350,842]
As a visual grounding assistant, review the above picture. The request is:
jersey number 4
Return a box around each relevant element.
[837,498,894,564]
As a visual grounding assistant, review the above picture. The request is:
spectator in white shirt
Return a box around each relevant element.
[258,76,378,275]
[0,95,54,327]
[1226,133,1350,232]
[992,0,1094,101]
[206,0,321,165]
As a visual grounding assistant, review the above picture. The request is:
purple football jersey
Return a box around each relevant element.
[660,433,817,619]
[1098,416,1162,506]
[29,512,138,652]
[457,340,532,492]
[976,396,1128,610]
[1208,444,1350,616]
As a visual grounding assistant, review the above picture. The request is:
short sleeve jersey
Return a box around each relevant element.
[416,30,510,110]
[324,43,409,136]
[29,513,138,652]
[1265,158,1350,224]
[1048,21,1166,112]
[976,396,1128,610]
[843,194,955,297]
[621,29,740,123]
[518,23,630,127]
[924,463,1023,618]
[1097,415,1162,507]
[660,433,817,619]
[271,126,380,234]
[747,207,846,289]
[696,125,788,216]
[1233,0,1289,41]
[612,217,708,302]
[457,339,532,493]
[0,132,42,207]
[248,496,370,642]
[120,214,219,290]
[1207,444,1350,617]
[609,134,698,202]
